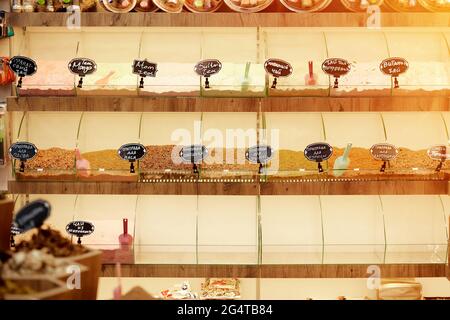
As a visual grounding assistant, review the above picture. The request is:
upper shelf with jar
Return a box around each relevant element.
[9,27,450,99]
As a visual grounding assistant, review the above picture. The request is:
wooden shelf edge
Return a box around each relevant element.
[100,263,447,278]
[8,180,448,195]
[7,96,449,112]
[8,12,450,28]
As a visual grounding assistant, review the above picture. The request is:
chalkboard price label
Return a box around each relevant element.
[179,144,208,174]
[194,59,222,89]
[322,58,351,88]
[246,145,274,174]
[9,142,38,173]
[68,58,97,88]
[246,145,274,164]
[427,145,449,172]
[66,221,95,245]
[427,145,450,161]
[9,56,37,88]
[380,57,409,88]
[264,59,293,89]
[304,143,333,162]
[133,59,157,88]
[370,143,399,172]
[179,145,208,164]
[10,224,23,236]
[370,143,398,161]
[14,199,51,232]
[304,143,333,173]
[9,142,38,161]
[118,143,147,173]
[10,224,23,247]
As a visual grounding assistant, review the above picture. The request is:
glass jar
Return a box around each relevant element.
[153,0,184,12]
[101,0,137,12]
[279,0,332,12]
[224,0,273,12]
[184,0,223,12]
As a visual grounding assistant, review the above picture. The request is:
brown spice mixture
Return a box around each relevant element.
[140,145,191,172]
[16,148,75,171]
[15,228,89,258]
[268,150,319,172]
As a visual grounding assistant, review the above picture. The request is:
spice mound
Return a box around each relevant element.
[2,249,71,277]
[15,147,75,171]
[15,228,89,258]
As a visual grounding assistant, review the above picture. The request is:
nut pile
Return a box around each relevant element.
[15,228,89,258]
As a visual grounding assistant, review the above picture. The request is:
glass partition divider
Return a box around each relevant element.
[377,195,388,264]
[318,195,325,264]
[438,195,449,264]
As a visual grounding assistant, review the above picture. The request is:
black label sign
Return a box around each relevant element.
[427,145,450,161]
[264,59,293,78]
[66,221,95,237]
[9,56,37,77]
[304,143,333,162]
[246,145,274,164]
[14,199,51,232]
[9,142,38,161]
[68,58,97,76]
[194,59,222,77]
[10,224,23,236]
[179,145,208,164]
[132,59,157,77]
[118,143,147,162]
[370,143,399,161]
[322,58,351,77]
[380,57,409,77]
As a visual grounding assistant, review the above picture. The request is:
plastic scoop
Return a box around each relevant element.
[75,148,91,177]
[304,61,317,86]
[241,62,251,92]
[333,143,352,177]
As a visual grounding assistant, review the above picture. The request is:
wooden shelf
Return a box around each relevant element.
[7,12,450,28]
[7,96,449,112]
[101,263,447,278]
[8,180,448,195]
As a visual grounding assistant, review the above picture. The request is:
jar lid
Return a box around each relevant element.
[102,0,138,13]
[153,0,184,12]
[184,0,223,12]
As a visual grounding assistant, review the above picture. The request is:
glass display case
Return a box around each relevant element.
[263,29,329,96]
[320,196,385,264]
[384,30,449,96]
[197,196,258,264]
[200,29,265,97]
[11,111,81,180]
[138,28,202,97]
[11,194,449,266]
[139,112,201,181]
[76,28,141,96]
[14,27,79,96]
[382,195,448,263]
[263,112,325,179]
[261,196,323,264]
[381,112,449,176]
[77,112,142,181]
[135,195,197,264]
[201,112,259,179]
[325,30,391,96]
